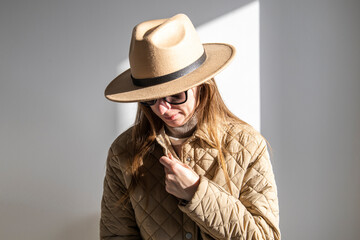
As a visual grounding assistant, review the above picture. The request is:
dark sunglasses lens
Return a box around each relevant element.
[140,91,187,106]
[165,91,187,104]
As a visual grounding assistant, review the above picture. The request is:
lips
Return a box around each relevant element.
[164,113,178,121]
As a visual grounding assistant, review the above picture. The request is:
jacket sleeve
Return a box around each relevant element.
[100,147,141,240]
[178,138,280,240]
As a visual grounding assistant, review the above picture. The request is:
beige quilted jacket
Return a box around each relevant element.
[100,121,280,240]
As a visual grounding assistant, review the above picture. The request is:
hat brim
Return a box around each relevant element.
[105,43,236,103]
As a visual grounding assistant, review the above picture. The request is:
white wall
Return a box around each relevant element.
[260,0,360,239]
[197,2,260,130]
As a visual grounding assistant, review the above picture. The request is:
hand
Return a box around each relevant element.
[159,153,200,201]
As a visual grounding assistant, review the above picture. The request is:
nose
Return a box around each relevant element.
[157,99,171,115]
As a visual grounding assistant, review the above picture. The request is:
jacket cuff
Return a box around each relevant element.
[178,175,210,212]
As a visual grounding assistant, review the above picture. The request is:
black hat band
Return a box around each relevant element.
[131,51,207,87]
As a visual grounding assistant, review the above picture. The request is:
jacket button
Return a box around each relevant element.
[185,232,192,239]
[186,157,191,162]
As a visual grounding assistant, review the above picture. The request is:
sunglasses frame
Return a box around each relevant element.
[140,90,188,107]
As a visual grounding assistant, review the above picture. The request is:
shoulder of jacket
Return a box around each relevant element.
[109,126,134,157]
[224,121,265,146]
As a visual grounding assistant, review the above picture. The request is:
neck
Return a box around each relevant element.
[165,114,198,138]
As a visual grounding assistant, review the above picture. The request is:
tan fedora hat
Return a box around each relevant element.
[105,13,236,103]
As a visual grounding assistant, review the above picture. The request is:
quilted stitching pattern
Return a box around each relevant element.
[130,150,183,239]
[100,123,280,240]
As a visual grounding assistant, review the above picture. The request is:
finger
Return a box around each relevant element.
[164,166,171,175]
[167,152,184,165]
[165,172,174,181]
[166,152,185,168]
[159,155,174,168]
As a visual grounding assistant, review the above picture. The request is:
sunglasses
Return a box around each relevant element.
[140,91,188,106]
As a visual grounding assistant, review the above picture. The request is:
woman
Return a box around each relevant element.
[101,14,280,240]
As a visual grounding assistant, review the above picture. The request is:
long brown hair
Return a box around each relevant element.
[120,78,248,204]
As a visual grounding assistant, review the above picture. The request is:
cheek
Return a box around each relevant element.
[150,106,160,117]
[184,99,197,116]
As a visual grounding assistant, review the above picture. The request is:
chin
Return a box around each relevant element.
[166,122,182,128]
[165,119,185,128]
